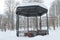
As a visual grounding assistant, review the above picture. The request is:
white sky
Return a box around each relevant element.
[0,0,54,14]
[43,0,54,8]
[0,0,5,14]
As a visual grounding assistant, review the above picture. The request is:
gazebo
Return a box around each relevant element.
[16,3,49,37]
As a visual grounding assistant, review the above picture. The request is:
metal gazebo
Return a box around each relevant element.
[16,5,49,37]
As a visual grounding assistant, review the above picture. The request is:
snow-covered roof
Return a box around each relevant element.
[16,2,48,9]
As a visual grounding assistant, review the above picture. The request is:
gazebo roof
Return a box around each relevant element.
[16,3,48,16]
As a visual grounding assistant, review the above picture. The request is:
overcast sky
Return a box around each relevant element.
[0,0,54,14]
[44,0,54,8]
[0,0,5,14]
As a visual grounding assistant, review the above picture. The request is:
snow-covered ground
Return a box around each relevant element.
[0,30,20,40]
[0,27,60,40]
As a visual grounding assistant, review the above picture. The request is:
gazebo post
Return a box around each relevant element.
[27,17,29,32]
[16,14,19,37]
[40,16,42,30]
[36,16,38,31]
[46,13,49,34]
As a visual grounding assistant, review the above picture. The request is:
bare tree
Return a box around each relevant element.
[0,15,2,30]
[1,15,8,32]
[49,0,60,29]
[5,0,15,30]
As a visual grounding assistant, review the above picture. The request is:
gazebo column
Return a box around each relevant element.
[46,13,49,34]
[36,16,38,31]
[40,16,42,30]
[27,17,29,32]
[16,14,19,37]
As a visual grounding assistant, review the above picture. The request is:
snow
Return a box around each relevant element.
[0,27,60,40]
[19,27,60,40]
[0,30,20,40]
[16,2,47,9]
